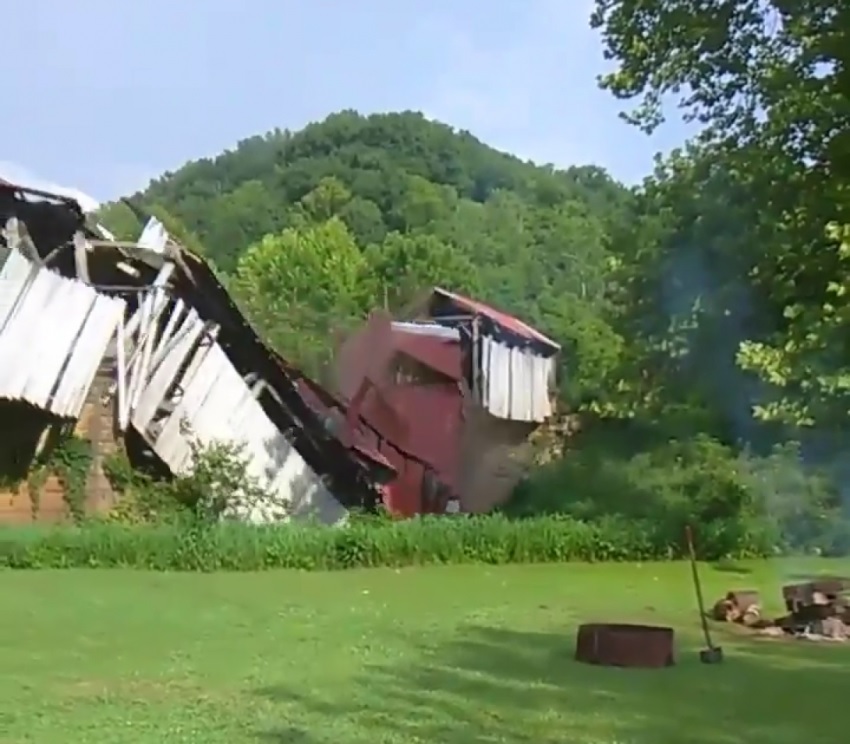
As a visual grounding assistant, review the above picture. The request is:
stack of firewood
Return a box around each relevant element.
[711,590,763,627]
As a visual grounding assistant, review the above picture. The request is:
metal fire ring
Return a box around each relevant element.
[575,623,676,668]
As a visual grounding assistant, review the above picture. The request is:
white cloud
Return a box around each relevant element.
[0,160,101,213]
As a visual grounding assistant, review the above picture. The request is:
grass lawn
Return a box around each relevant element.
[1,559,849,744]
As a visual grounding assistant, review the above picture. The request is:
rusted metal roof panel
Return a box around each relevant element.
[393,331,463,381]
[294,377,394,471]
[382,384,463,492]
[432,286,560,350]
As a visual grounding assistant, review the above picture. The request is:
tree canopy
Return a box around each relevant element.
[593,0,850,429]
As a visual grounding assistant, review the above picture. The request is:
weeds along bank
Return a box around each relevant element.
[2,441,845,571]
[0,514,812,571]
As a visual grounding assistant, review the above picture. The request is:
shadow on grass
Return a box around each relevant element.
[711,561,753,575]
[253,626,850,744]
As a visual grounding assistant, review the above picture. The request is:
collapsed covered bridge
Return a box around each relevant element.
[0,180,389,524]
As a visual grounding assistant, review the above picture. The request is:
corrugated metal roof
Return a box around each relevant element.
[391,321,460,340]
[432,286,560,350]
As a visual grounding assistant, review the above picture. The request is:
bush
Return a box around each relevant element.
[0,513,769,571]
[104,438,281,526]
[507,430,850,558]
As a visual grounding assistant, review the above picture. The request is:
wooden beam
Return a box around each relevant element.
[2,217,43,265]
[86,239,167,269]
[73,230,91,284]
[115,318,128,430]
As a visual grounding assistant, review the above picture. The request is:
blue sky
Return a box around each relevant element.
[3,0,693,206]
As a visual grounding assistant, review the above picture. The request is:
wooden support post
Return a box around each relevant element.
[104,262,176,404]
[73,230,91,284]
[471,315,481,403]
[2,217,42,265]
[115,318,128,430]
[120,261,176,342]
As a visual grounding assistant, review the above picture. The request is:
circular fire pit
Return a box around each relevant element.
[575,623,675,668]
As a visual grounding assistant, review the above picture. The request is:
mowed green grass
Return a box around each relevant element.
[1,560,849,744]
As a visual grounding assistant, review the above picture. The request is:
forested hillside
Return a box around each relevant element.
[95,2,850,560]
[98,111,628,400]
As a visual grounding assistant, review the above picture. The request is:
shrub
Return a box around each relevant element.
[507,430,850,557]
[104,438,280,526]
[0,513,768,571]
[736,442,850,557]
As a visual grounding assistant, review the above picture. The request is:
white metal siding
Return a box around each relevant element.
[137,216,169,255]
[0,249,125,418]
[131,308,206,431]
[0,249,35,330]
[0,247,348,525]
[50,293,126,417]
[479,335,554,423]
[391,321,460,340]
[148,342,347,525]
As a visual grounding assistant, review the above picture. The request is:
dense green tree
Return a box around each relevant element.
[363,231,480,313]
[200,180,282,271]
[95,201,141,241]
[592,0,850,430]
[231,217,375,379]
[121,111,627,267]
